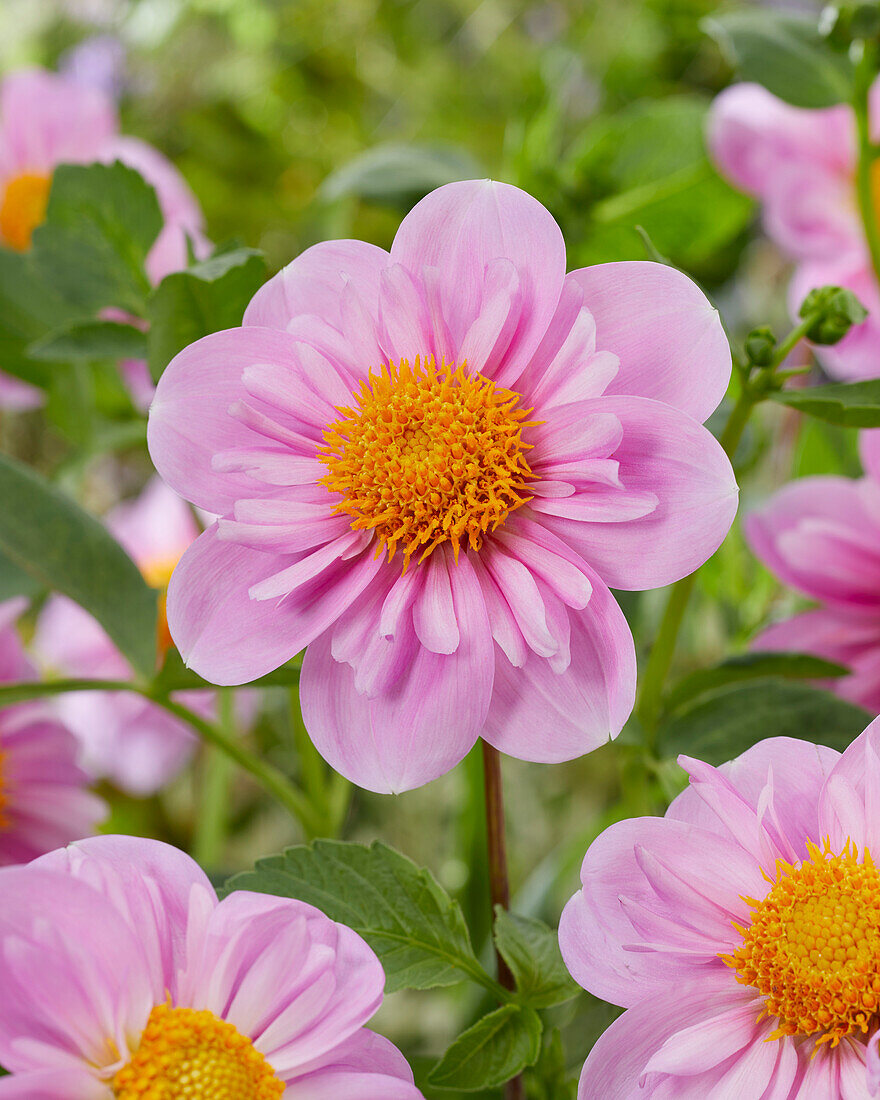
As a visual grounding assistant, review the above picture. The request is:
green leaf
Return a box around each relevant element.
[493,908,579,1008]
[770,381,880,427]
[666,651,850,712]
[657,678,871,765]
[153,648,302,692]
[146,247,267,382]
[31,161,163,315]
[320,143,481,209]
[0,453,158,678]
[224,840,497,994]
[0,549,40,602]
[428,1004,542,1092]
[703,11,853,108]
[524,1028,578,1100]
[29,319,148,363]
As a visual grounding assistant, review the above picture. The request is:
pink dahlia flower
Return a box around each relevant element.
[148,179,738,793]
[560,720,880,1097]
[708,82,880,381]
[33,477,242,796]
[0,66,209,409]
[0,598,105,866]
[0,834,423,1098]
[745,430,880,714]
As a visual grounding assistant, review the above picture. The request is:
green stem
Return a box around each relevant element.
[290,687,328,836]
[0,677,322,835]
[192,690,236,867]
[854,41,880,289]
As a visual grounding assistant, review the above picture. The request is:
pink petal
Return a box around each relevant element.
[818,715,880,852]
[0,372,43,410]
[301,549,493,792]
[389,179,566,383]
[483,567,635,762]
[166,523,383,685]
[106,475,198,569]
[566,262,731,421]
[0,1068,107,1098]
[534,395,737,590]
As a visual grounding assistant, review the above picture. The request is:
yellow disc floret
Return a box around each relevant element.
[723,838,880,1049]
[319,356,537,568]
[112,1003,284,1099]
[0,172,51,251]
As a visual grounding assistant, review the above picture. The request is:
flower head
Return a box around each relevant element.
[0,834,422,1098]
[0,67,209,408]
[148,179,737,793]
[708,81,880,381]
[33,478,252,795]
[559,720,880,1097]
[746,429,880,714]
[0,599,105,865]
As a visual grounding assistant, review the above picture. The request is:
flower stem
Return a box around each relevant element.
[854,41,880,289]
[481,741,524,1100]
[192,689,236,867]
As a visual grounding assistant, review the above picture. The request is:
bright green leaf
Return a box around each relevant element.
[321,143,481,208]
[658,678,871,764]
[0,454,158,678]
[666,651,850,712]
[703,11,853,108]
[31,161,162,315]
[428,1004,542,1092]
[146,247,267,382]
[493,908,579,1008]
[224,840,497,994]
[29,319,148,362]
[153,648,302,693]
[770,381,880,427]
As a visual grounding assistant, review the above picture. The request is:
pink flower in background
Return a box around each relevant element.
[559,721,880,1097]
[148,179,737,793]
[0,66,209,409]
[33,477,241,796]
[0,834,423,1098]
[746,430,880,714]
[708,82,880,381]
[0,599,105,865]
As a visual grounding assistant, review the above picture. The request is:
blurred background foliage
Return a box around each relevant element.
[0,0,847,1094]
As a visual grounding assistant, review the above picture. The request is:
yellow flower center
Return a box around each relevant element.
[724,839,880,1049]
[319,356,537,568]
[112,1003,284,1099]
[142,556,179,660]
[0,172,51,251]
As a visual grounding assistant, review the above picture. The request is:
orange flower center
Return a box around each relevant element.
[142,556,179,660]
[319,356,536,569]
[0,172,51,251]
[724,839,880,1049]
[112,1003,284,1099]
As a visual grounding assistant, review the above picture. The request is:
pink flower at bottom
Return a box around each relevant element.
[0,599,105,866]
[148,179,738,793]
[745,430,880,714]
[708,82,880,381]
[560,720,880,1098]
[0,834,423,1098]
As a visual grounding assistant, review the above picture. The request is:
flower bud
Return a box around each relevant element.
[799,285,868,345]
[744,325,777,367]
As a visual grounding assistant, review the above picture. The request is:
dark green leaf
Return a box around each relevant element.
[524,1028,578,1100]
[658,678,871,764]
[29,319,148,362]
[771,381,880,427]
[428,1005,542,1091]
[0,549,41,602]
[31,161,162,315]
[320,143,481,208]
[153,648,301,692]
[146,247,267,381]
[224,840,495,994]
[493,908,579,1008]
[703,11,853,108]
[0,453,157,678]
[666,651,850,712]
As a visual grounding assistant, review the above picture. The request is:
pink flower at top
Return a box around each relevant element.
[560,720,880,1097]
[745,430,880,714]
[708,82,880,381]
[0,834,423,1098]
[148,179,738,793]
[33,477,232,796]
[0,599,105,866]
[0,66,209,409]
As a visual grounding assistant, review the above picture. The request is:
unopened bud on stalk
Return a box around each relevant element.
[799,285,868,345]
[744,326,777,367]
